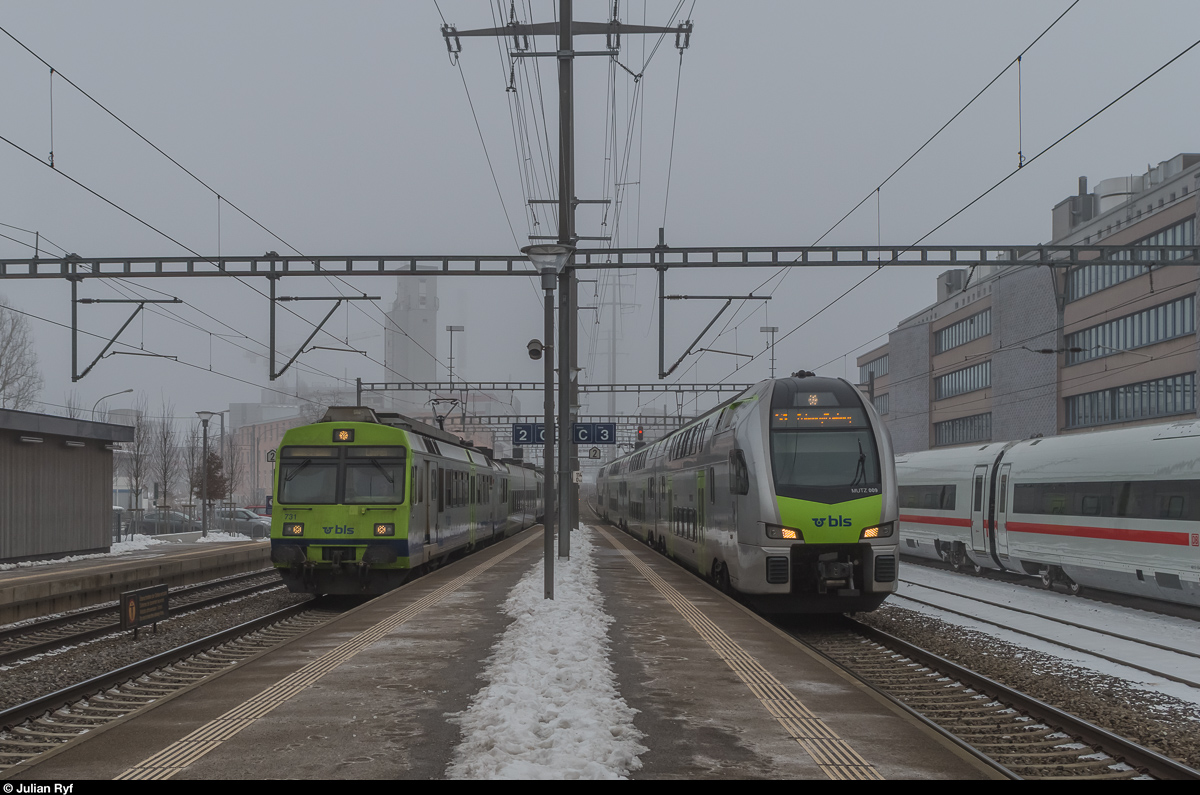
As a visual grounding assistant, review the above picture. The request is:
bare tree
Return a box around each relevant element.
[151,399,180,510]
[63,390,85,419]
[123,394,152,513]
[183,421,202,520]
[0,296,43,410]
[224,437,245,506]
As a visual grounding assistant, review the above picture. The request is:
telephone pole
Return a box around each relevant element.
[442,4,693,561]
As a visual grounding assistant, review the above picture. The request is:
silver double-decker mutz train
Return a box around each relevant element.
[596,374,899,613]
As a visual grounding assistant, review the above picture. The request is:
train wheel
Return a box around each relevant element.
[1067,579,1084,596]
[972,562,984,575]
[1039,568,1054,589]
[713,561,731,594]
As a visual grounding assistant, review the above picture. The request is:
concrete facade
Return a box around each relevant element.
[859,152,1199,453]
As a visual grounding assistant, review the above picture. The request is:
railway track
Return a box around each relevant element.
[789,619,1200,780]
[0,599,343,773]
[0,570,285,666]
[891,574,1200,689]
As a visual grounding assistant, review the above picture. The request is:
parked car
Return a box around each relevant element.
[127,510,202,535]
[214,508,271,538]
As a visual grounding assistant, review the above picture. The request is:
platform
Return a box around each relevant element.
[2,526,1001,780]
[0,538,271,623]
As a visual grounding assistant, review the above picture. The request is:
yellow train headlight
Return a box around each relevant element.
[860,522,894,540]
[374,523,395,537]
[283,523,304,537]
[765,524,803,541]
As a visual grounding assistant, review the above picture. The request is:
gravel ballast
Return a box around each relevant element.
[856,604,1200,770]
[0,587,312,711]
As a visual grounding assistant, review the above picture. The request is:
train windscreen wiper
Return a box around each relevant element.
[284,459,311,482]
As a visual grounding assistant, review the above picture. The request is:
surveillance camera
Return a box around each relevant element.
[527,339,544,360]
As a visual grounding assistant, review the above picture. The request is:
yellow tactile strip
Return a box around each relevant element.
[115,533,538,780]
[595,526,883,781]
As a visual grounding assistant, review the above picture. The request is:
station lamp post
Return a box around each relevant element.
[521,243,575,600]
[196,411,216,538]
[446,325,464,382]
[91,388,133,421]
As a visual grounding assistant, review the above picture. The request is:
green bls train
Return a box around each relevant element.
[270,407,544,595]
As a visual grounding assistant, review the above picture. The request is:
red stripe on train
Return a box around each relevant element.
[899,514,971,528]
[1005,521,1191,546]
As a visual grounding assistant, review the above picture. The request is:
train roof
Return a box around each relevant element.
[898,419,1200,481]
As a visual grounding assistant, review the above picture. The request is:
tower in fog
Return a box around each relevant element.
[384,274,438,386]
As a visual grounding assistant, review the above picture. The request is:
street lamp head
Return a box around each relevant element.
[196,411,216,424]
[521,244,576,272]
[446,325,464,332]
[760,326,779,333]
[527,339,544,360]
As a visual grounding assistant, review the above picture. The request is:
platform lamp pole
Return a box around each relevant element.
[196,411,216,538]
[521,243,575,600]
[91,388,133,421]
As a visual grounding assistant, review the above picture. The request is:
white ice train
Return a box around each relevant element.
[896,420,1200,607]
[597,374,899,614]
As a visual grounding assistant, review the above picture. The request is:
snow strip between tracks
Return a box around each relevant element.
[447,526,646,779]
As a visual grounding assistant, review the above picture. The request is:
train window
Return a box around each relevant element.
[1013,480,1200,521]
[709,467,716,503]
[998,476,1008,513]
[730,450,750,495]
[279,459,338,505]
[973,477,984,512]
[899,485,956,510]
[346,455,406,504]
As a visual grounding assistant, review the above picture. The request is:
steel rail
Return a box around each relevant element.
[0,598,320,731]
[850,620,1200,781]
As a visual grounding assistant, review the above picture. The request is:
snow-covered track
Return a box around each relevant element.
[891,575,1200,690]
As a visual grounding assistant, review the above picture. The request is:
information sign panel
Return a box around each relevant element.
[571,422,595,444]
[512,424,547,445]
[594,423,616,444]
[120,583,169,639]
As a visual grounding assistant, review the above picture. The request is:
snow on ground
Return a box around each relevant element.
[0,534,168,571]
[446,526,646,780]
[896,565,1200,709]
[194,532,258,543]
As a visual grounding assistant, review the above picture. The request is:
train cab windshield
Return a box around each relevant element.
[769,378,881,500]
[278,445,407,505]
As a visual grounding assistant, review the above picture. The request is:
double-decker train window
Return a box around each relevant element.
[729,450,750,495]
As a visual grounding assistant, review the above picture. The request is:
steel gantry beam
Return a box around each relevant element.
[356,379,755,397]
[452,414,690,428]
[2,245,1196,279]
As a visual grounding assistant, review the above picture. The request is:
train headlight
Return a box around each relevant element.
[333,429,355,443]
[374,523,395,537]
[283,523,304,536]
[765,524,803,541]
[860,522,894,539]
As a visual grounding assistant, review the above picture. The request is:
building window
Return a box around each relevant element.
[1065,219,1195,302]
[935,413,992,446]
[935,309,992,354]
[858,354,889,384]
[935,361,991,400]
[1065,373,1196,429]
[872,393,889,415]
[1066,297,1195,365]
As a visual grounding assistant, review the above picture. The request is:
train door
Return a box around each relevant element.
[970,465,988,553]
[994,463,1012,559]
[434,465,443,545]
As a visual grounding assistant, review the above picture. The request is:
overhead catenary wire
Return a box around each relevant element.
[1,22,450,378]
[658,11,1197,417]
[669,1,1081,392]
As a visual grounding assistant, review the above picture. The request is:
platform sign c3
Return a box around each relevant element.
[120,584,169,631]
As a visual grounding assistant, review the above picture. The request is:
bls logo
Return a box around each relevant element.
[323,525,355,535]
[812,516,853,528]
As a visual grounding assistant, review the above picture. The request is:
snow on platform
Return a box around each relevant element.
[447,527,645,780]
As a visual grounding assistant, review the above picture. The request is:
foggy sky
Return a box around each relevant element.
[1,0,1197,428]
